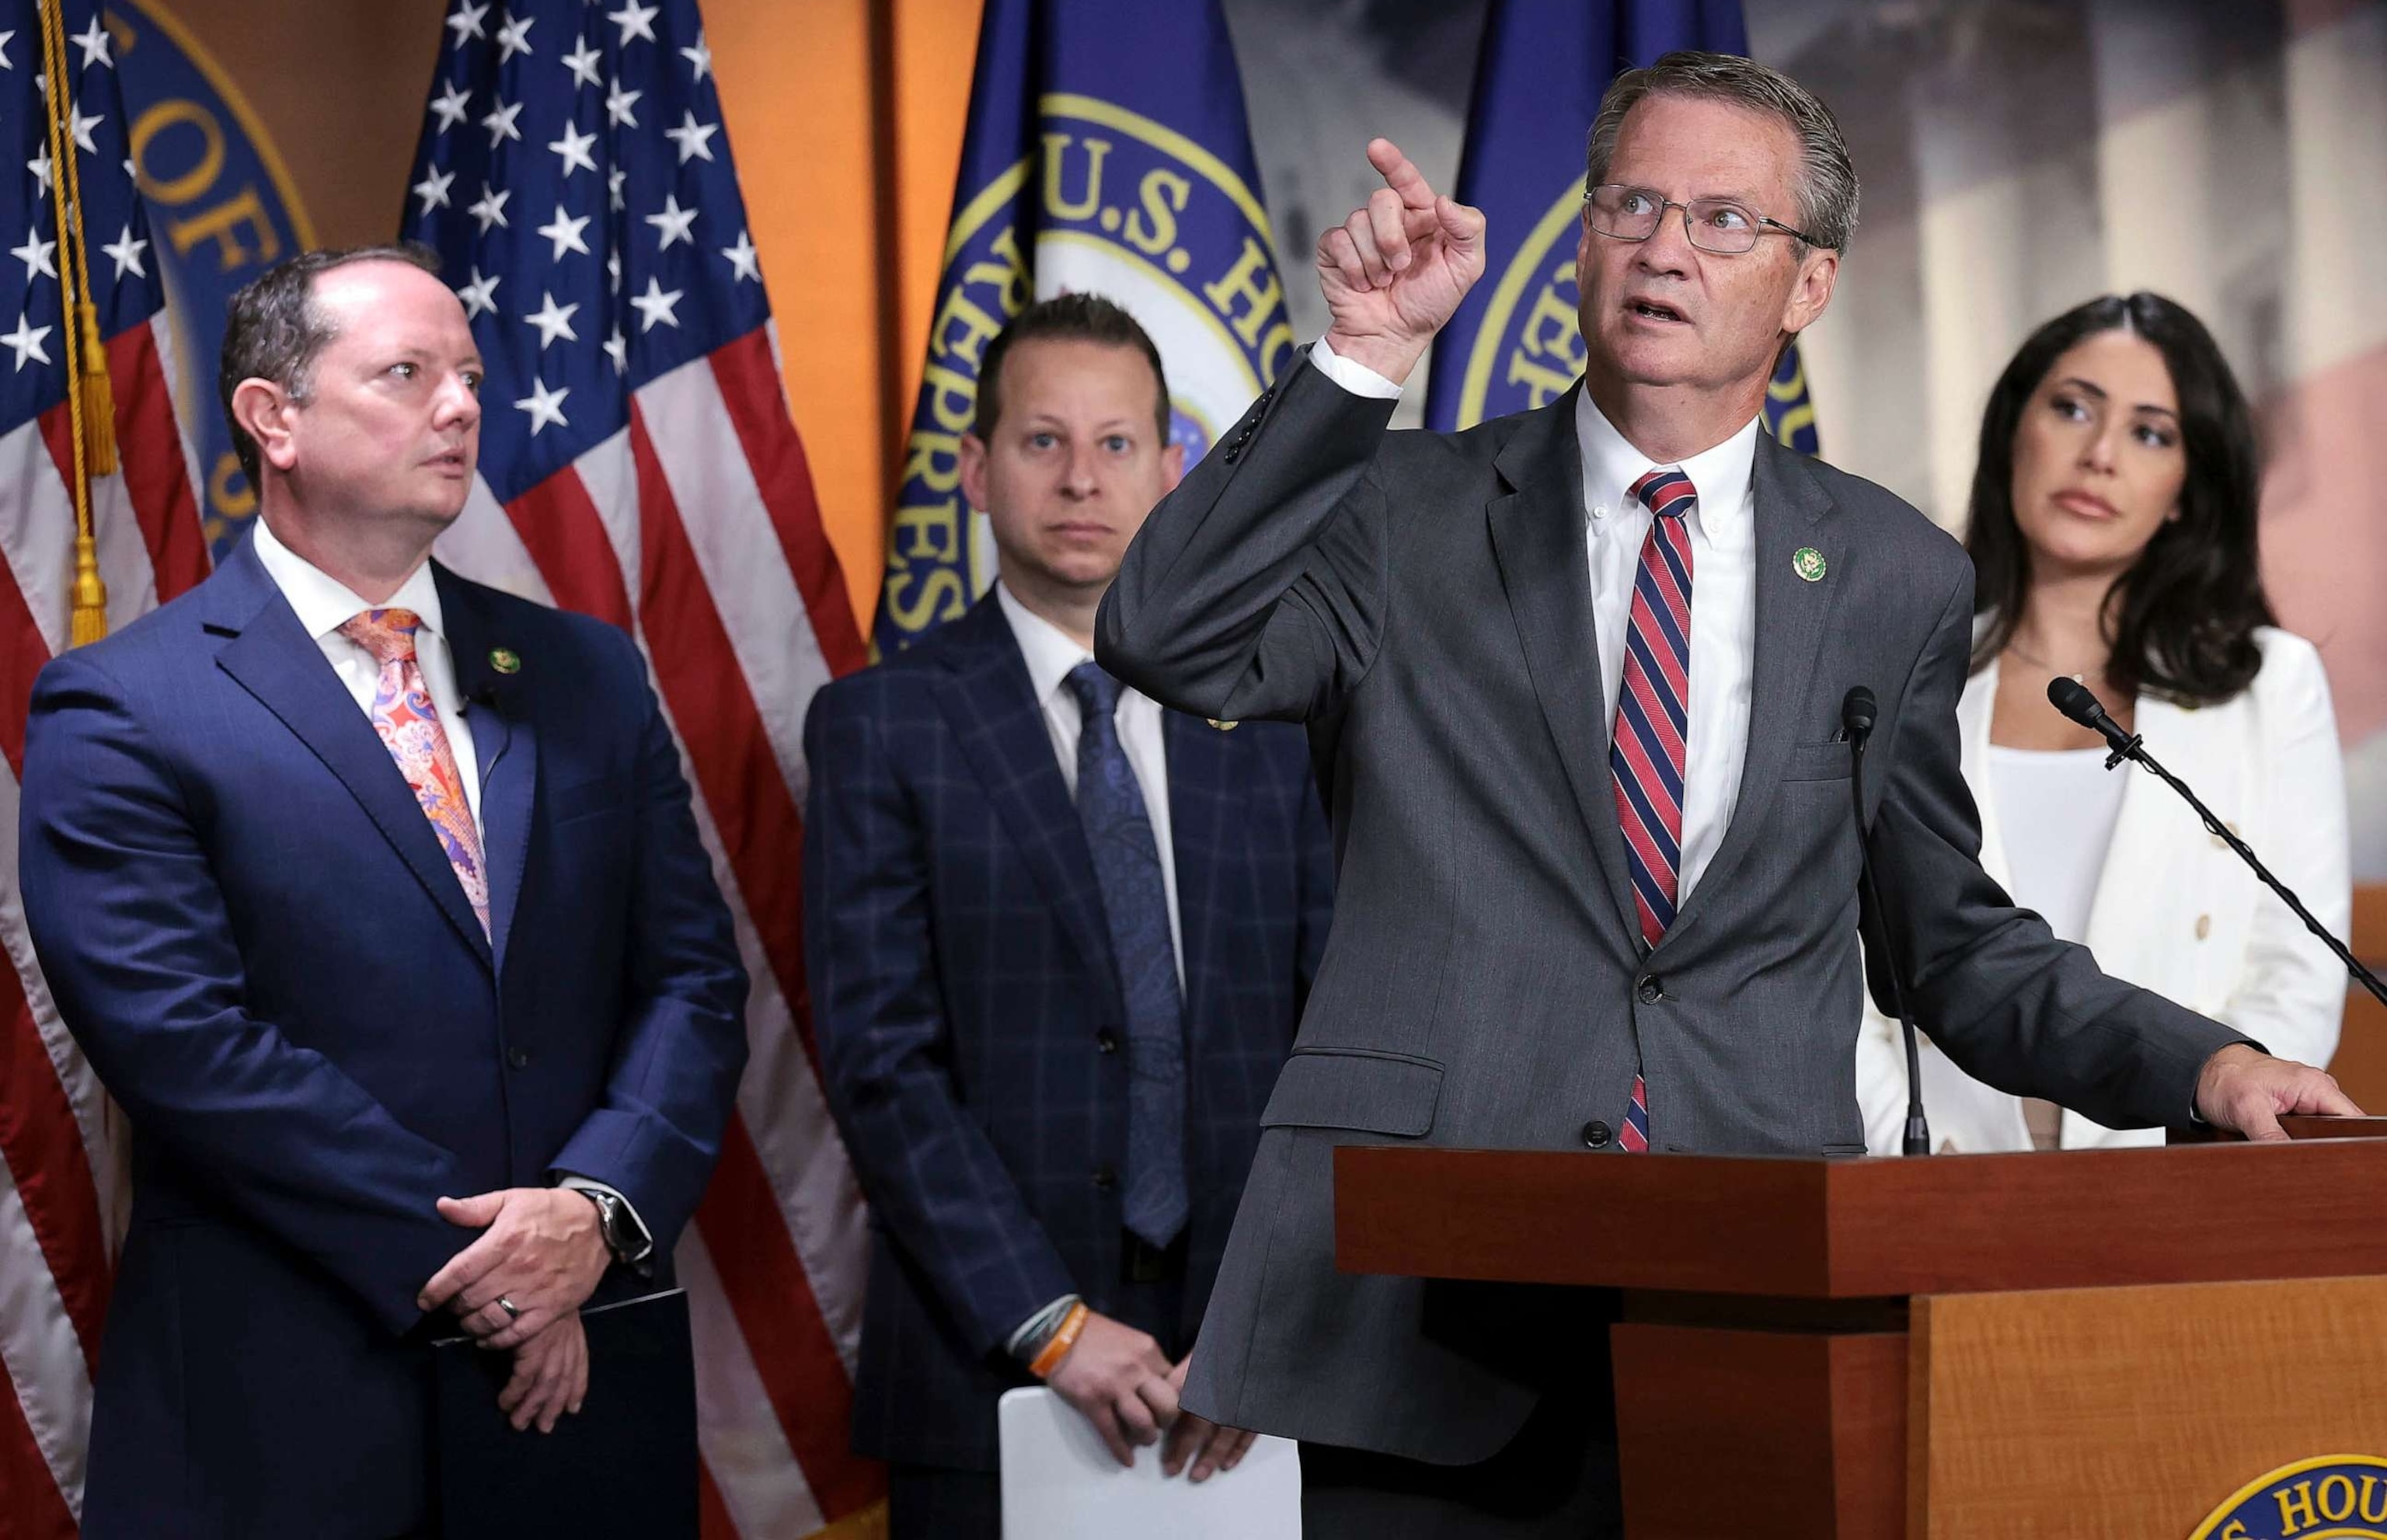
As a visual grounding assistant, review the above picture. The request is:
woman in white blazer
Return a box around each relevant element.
[1858,293,2349,1155]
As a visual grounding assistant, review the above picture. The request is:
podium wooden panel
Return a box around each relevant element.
[1333,1122,2387,1538]
[1910,1277,2387,1538]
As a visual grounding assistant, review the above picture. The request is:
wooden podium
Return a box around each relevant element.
[1333,1119,2387,1538]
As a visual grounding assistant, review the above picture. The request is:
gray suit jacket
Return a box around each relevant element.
[1093,357,2246,1465]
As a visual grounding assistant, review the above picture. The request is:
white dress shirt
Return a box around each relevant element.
[996,583,1184,987]
[249,517,483,833]
[1308,340,1760,902]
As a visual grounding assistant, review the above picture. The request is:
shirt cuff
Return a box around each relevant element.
[1308,335,1405,400]
[1005,1292,1082,1360]
[556,1173,655,1263]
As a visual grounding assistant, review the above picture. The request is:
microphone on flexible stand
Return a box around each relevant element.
[1843,686,1931,1156]
[2046,676,2387,1010]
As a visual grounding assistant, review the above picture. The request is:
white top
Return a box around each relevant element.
[1986,745,2127,944]
[1309,339,1760,901]
[249,515,483,833]
[995,581,1183,988]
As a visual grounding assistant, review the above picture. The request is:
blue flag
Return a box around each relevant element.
[876,0,1287,652]
[1423,0,1821,454]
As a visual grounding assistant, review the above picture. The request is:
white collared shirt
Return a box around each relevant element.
[249,516,483,834]
[996,582,1184,986]
[1309,341,1759,902]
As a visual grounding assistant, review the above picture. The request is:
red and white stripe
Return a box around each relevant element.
[435,321,880,1536]
[0,315,207,1537]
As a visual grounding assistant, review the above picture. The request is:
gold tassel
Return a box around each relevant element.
[76,300,115,476]
[807,1501,888,1540]
[68,528,107,646]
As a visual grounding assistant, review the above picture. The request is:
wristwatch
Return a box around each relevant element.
[575,1186,649,1265]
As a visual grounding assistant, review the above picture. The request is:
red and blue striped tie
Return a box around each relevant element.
[1610,467,1697,1152]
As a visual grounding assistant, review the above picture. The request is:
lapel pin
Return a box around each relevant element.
[490,647,522,674]
[1207,719,1239,732]
[1792,547,1827,583]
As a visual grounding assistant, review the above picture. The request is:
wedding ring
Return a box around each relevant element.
[497,1295,520,1320]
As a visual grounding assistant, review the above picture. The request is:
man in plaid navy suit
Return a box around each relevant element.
[804,295,1335,1539]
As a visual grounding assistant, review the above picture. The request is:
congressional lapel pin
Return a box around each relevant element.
[490,647,522,675]
[1207,719,1239,732]
[1792,547,1827,583]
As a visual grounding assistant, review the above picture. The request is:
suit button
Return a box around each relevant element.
[1092,1163,1118,1192]
[1636,976,1664,1004]
[1582,1120,1612,1149]
[1096,1028,1120,1054]
[2195,915,2212,941]
[507,1047,531,1070]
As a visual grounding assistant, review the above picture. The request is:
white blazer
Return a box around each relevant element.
[1856,625,2350,1153]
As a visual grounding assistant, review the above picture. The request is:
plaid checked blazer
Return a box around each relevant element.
[803,595,1333,1471]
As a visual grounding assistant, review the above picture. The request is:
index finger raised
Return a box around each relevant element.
[1366,138,1437,211]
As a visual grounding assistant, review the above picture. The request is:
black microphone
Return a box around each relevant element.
[2046,677,2387,1011]
[1843,685,1931,1156]
[2046,675,2141,768]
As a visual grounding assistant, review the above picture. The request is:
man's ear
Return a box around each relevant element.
[1780,246,1838,338]
[958,431,990,514]
[231,378,300,473]
[1159,439,1186,494]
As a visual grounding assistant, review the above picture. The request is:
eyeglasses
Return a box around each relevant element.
[1584,183,1823,255]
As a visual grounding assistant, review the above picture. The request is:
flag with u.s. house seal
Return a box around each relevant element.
[876,0,1288,653]
[1422,0,1821,455]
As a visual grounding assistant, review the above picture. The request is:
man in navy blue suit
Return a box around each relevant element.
[805,294,1334,1538]
[16,246,748,1538]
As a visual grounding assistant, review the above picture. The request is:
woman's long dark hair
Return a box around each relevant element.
[1965,291,2274,706]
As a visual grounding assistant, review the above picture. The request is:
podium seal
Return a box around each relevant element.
[2191,1455,2387,1539]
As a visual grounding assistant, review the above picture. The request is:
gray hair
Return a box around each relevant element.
[1584,51,1859,253]
[218,242,446,483]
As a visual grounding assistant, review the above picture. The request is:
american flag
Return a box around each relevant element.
[0,0,208,1531]
[400,2,881,1534]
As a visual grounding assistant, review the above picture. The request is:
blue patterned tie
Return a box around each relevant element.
[1065,662,1188,1249]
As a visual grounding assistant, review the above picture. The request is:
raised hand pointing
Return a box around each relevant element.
[1314,138,1487,387]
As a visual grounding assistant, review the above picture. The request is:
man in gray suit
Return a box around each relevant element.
[1095,50,2354,1538]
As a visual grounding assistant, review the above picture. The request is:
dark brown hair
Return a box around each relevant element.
[973,293,1170,442]
[1966,292,2274,706]
[218,242,444,483]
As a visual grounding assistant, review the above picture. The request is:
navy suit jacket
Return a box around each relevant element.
[803,596,1333,1471]
[16,538,748,1538]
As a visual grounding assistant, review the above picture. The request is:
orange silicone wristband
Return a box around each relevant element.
[1029,1301,1090,1380]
